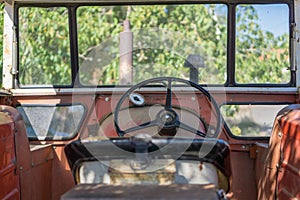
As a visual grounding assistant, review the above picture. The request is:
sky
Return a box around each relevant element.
[254,4,289,37]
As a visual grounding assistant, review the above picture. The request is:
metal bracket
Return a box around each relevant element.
[130,134,152,170]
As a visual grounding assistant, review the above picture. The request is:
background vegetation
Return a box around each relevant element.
[0,3,291,136]
[14,4,289,86]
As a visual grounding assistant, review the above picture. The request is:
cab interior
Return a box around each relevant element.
[0,0,299,199]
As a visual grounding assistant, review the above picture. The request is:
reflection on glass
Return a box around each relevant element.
[235,4,290,84]
[17,105,85,140]
[221,104,287,136]
[77,4,227,85]
[19,7,71,85]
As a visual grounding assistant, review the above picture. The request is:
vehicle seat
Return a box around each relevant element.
[258,104,300,199]
[65,137,231,192]
[0,105,55,200]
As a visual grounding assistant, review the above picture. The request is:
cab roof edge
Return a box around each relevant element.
[5,0,222,4]
[3,0,12,4]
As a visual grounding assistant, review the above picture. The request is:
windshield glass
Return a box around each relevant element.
[17,3,290,86]
[77,4,227,85]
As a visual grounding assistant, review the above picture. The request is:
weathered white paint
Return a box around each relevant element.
[2,2,14,89]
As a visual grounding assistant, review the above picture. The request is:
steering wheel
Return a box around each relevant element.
[114,77,222,138]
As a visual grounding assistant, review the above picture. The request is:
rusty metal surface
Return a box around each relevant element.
[109,159,176,185]
[258,105,300,199]
[0,109,20,200]
[229,151,257,200]
[51,146,76,200]
[277,107,300,199]
[9,90,298,200]
[4,104,54,200]
[61,184,221,200]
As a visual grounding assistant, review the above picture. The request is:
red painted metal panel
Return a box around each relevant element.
[257,105,300,199]
[0,112,20,200]
[277,109,300,199]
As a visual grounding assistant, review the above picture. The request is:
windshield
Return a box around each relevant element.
[18,3,290,86]
[77,4,227,85]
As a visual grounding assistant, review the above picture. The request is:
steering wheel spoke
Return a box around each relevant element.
[165,78,173,110]
[114,77,222,138]
[177,121,206,137]
[121,120,159,136]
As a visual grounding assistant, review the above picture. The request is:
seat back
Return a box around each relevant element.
[0,106,23,199]
[65,137,231,192]
[258,104,300,199]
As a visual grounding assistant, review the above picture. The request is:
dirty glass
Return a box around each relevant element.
[221,104,288,137]
[15,3,291,86]
[18,7,71,85]
[235,4,290,84]
[17,105,85,140]
[77,4,227,85]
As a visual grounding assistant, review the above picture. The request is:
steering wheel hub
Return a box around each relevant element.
[114,77,222,138]
[158,109,177,125]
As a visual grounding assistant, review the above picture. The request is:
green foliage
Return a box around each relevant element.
[0,4,290,87]
[0,4,291,137]
[235,5,290,83]
[77,6,124,85]
[77,5,227,85]
[18,7,71,85]
[221,105,239,117]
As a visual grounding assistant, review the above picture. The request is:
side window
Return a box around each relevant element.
[18,7,71,86]
[221,104,287,137]
[17,105,85,140]
[235,4,290,84]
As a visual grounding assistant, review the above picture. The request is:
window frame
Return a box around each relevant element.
[220,102,290,139]
[14,0,295,88]
[16,5,75,87]
[16,103,87,141]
